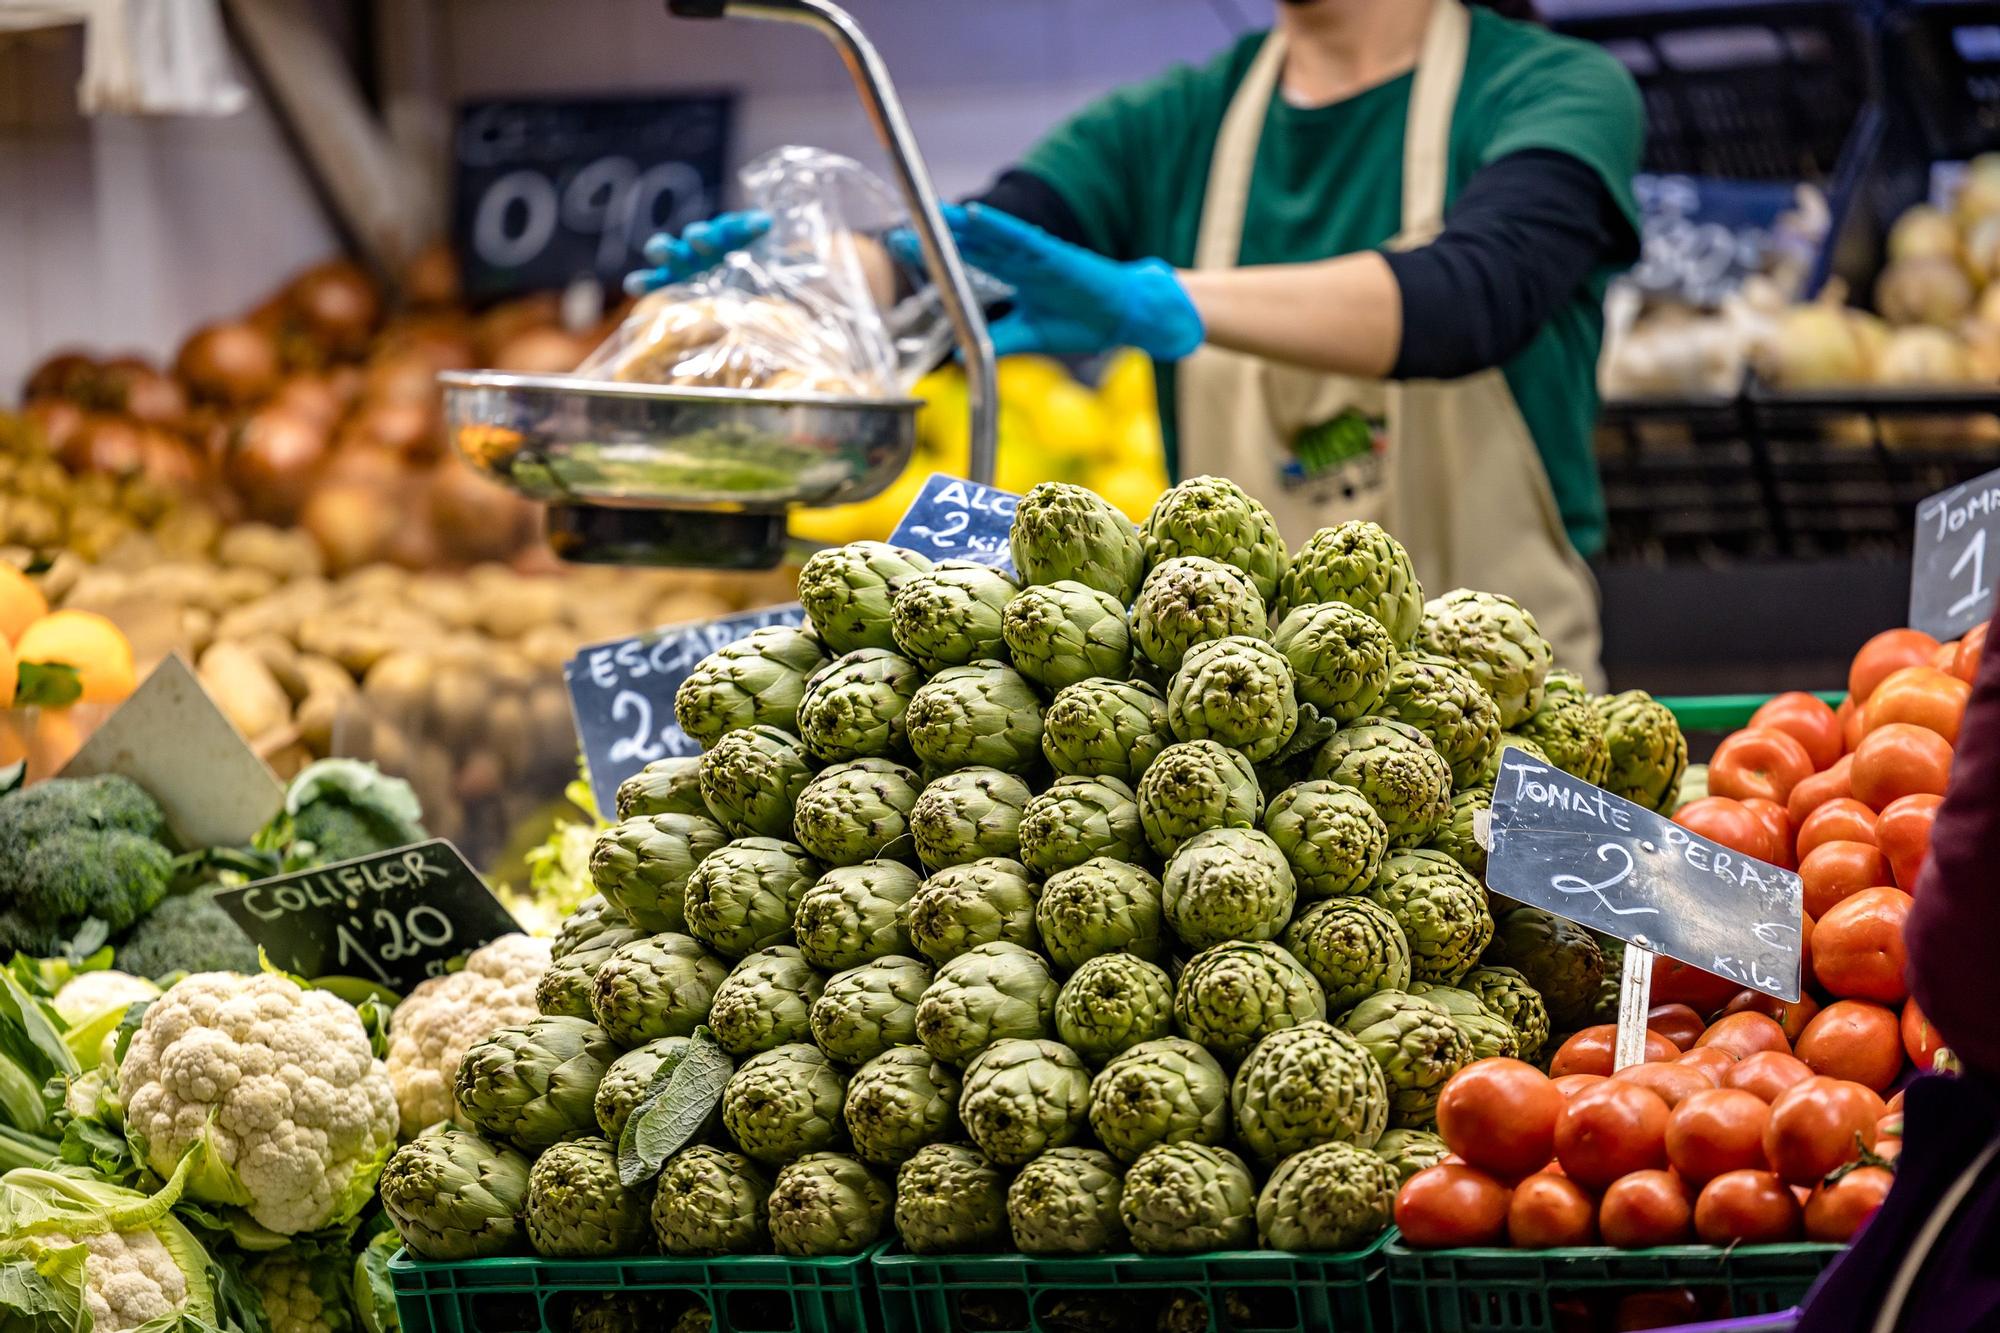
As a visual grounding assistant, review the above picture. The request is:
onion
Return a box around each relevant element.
[403,241,462,309]
[491,327,591,373]
[136,426,209,492]
[288,260,383,361]
[270,373,346,430]
[23,351,99,402]
[98,359,188,427]
[21,397,84,456]
[1887,206,1962,266]
[473,294,562,362]
[177,321,282,407]
[1877,257,1975,328]
[227,407,330,521]
[302,480,403,573]
[350,398,439,459]
[60,413,148,475]
[321,440,408,488]
[429,458,532,562]
[361,349,443,409]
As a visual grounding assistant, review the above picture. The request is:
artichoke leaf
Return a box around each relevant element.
[616,1029,733,1187]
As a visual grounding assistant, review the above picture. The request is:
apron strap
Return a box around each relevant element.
[1193,32,1288,272]
[1394,0,1470,249]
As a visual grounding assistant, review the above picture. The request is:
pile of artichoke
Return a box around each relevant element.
[377,477,1685,1266]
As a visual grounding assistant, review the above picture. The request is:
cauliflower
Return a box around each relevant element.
[117,971,400,1236]
[247,1251,353,1333]
[0,1168,218,1331]
[385,933,552,1138]
[52,969,162,1072]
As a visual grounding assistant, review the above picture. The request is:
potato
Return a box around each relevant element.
[237,632,308,701]
[294,690,344,754]
[295,653,356,700]
[362,651,434,727]
[265,742,314,782]
[428,662,487,750]
[528,682,576,760]
[486,692,535,778]
[474,577,563,640]
[212,566,281,609]
[516,623,581,671]
[217,523,323,580]
[198,641,292,742]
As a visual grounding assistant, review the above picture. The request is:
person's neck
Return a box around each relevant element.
[1276,0,1434,107]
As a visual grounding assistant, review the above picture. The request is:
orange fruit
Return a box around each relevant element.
[0,565,47,644]
[12,610,137,704]
[0,635,14,709]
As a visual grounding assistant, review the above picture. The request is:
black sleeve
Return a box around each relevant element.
[965,169,1093,250]
[1383,147,1637,381]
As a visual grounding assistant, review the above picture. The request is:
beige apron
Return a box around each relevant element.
[1175,0,1605,684]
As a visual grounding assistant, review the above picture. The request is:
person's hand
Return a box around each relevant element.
[893,203,1204,361]
[625,210,773,295]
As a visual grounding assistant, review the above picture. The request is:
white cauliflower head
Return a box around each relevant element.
[246,1253,348,1333]
[385,933,551,1137]
[52,970,161,1025]
[116,971,400,1236]
[52,1227,191,1331]
[0,1169,215,1332]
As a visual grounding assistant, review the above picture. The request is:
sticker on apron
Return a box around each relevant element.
[1281,408,1387,500]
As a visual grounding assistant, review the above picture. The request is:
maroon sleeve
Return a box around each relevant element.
[1907,611,2000,1078]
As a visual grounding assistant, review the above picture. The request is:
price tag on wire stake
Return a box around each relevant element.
[1911,465,2000,641]
[888,474,1019,571]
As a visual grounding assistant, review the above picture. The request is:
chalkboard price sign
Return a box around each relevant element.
[1487,747,1805,1002]
[888,474,1020,571]
[214,840,520,995]
[1910,464,2000,641]
[1629,174,1806,309]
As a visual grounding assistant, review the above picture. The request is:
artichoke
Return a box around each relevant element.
[1018,776,1145,878]
[1263,781,1389,900]
[1161,827,1297,950]
[794,648,924,763]
[594,1036,696,1140]
[616,758,708,820]
[1417,588,1554,730]
[893,1142,1010,1254]
[456,1017,617,1150]
[1230,1021,1390,1162]
[1087,1037,1229,1163]
[1283,897,1413,1014]
[1055,954,1175,1065]
[1365,850,1493,986]
[1009,1147,1126,1255]
[890,561,1019,672]
[1462,964,1553,1063]
[1430,785,1492,881]
[792,759,921,867]
[1137,740,1264,858]
[1275,521,1423,645]
[798,541,934,654]
[1592,937,1627,1026]
[1311,718,1452,849]
[591,933,728,1046]
[1173,941,1326,1062]
[810,955,933,1065]
[1482,906,1606,1032]
[1272,600,1394,723]
[960,1038,1092,1166]
[1256,1141,1398,1253]
[721,1044,847,1164]
[1480,734,1552,787]
[1143,475,1288,602]
[1510,669,1611,786]
[699,726,816,840]
[1119,1143,1256,1254]
[682,837,819,960]
[843,1046,961,1166]
[915,941,1057,1065]
[674,623,829,747]
[906,662,1045,773]
[1035,859,1166,972]
[908,767,1033,871]
[1337,990,1473,1128]
[902,858,1039,964]
[768,1152,891,1256]
[1009,481,1148,603]
[1374,1127,1452,1183]
[1594,690,1690,813]
[793,860,922,970]
[538,917,644,1020]
[1379,652,1503,791]
[1002,580,1132,691]
[525,1138,650,1257]
[708,947,824,1057]
[650,1145,769,1255]
[1166,638,1298,768]
[1131,556,1269,677]
[589,812,729,933]
[1410,983,1520,1062]
[379,1123,531,1261]
[1041,677,1172,784]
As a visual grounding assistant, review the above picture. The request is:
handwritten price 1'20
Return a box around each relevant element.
[336,905,457,986]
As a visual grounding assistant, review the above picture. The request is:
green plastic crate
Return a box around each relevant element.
[871,1232,1390,1333]
[1384,1240,1842,1333]
[1659,692,1845,735]
[386,1247,880,1333]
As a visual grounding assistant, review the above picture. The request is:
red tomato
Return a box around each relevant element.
[1804,1166,1894,1243]
[1436,1059,1564,1179]
[1394,1164,1511,1248]
[1651,957,1745,1017]
[1552,1073,1607,1100]
[1507,1172,1597,1248]
[1646,1004,1706,1053]
[1795,798,1878,860]
[1695,1170,1803,1243]
[1741,798,1795,868]
[1599,1169,1693,1248]
[1722,1050,1815,1103]
[1674,796,1781,863]
[1550,1025,1679,1078]
[1611,1060,1716,1109]
[1751,692,1845,772]
[1954,622,1987,684]
[1875,793,1942,891]
[1695,1012,1792,1061]
[1555,1082,1671,1188]
[1850,723,1954,811]
[1849,629,1942,704]
[1665,1087,1773,1184]
[1721,989,1822,1045]
[1677,1047,1741,1080]
[1764,1077,1886,1184]
[1901,996,1947,1071]
[1788,755,1856,826]
[1933,639,1963,672]
[1799,839,1893,919]
[1864,666,1971,746]
[1710,728,1816,806]
[1812,888,1913,1004]
[1840,697,1867,753]
[1795,1001,1905,1093]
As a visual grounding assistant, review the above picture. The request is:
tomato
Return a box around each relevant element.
[1876,793,1942,891]
[1394,1163,1511,1248]
[1804,1166,1894,1242]
[1665,1087,1772,1184]
[1646,1004,1706,1053]
[1695,1012,1792,1060]
[1764,1076,1886,1184]
[1849,629,1941,704]
[1555,1081,1671,1188]
[1436,1058,1563,1179]
[1875,1136,1903,1165]
[1674,796,1781,863]
[1677,1047,1741,1080]
[1599,1169,1693,1248]
[1651,956,1745,1017]
[1795,1001,1905,1093]
[1901,996,1947,1071]
[1695,1169,1803,1243]
[1611,1060,1716,1109]
[1752,692,1845,772]
[1615,1291,1705,1330]
[1788,755,1856,826]
[1934,639,1963,672]
[1796,798,1877,859]
[1864,665,1971,746]
[1722,987,1822,1046]
[1710,728,1816,807]
[1552,1073,1607,1100]
[1799,839,1892,919]
[1722,1050,1815,1103]
[1550,1025,1679,1078]
[1840,696,1867,753]
[1507,1172,1597,1248]
[1812,887,1913,1003]
[1954,622,1987,684]
[1850,723,1954,811]
[1741,798,1795,868]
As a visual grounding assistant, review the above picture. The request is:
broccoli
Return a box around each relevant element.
[113,887,262,980]
[258,758,429,869]
[0,775,174,955]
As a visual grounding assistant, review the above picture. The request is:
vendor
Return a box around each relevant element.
[637,0,1642,678]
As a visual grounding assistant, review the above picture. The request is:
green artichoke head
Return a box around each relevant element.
[1018,775,1146,878]
[682,836,819,960]
[1374,1127,1452,1183]
[594,1036,697,1140]
[1131,556,1270,677]
[589,812,729,933]
[1462,964,1553,1063]
[1161,827,1297,951]
[1136,739,1264,859]
[843,1045,961,1166]
[589,932,729,1047]
[1007,1146,1125,1255]
[1275,521,1424,644]
[1002,580,1133,692]
[1009,481,1148,604]
[1509,669,1612,787]
[650,1144,770,1255]
[1337,990,1474,1129]
[798,541,934,654]
[1310,718,1452,849]
[1417,588,1555,730]
[455,1016,617,1150]
[1142,475,1288,602]
[1482,905,1606,1032]
[698,725,817,840]
[1086,1035,1229,1164]
[914,941,1057,1065]
[908,767,1034,871]
[674,623,829,747]
[1118,1142,1256,1254]
[1173,941,1327,1062]
[525,1137,651,1257]
[906,662,1046,774]
[1378,652,1503,791]
[1409,982,1521,1062]
[768,1151,891,1256]
[1364,849,1494,987]
[720,1043,848,1165]
[794,648,924,764]
[810,955,934,1065]
[1035,859,1166,972]
[791,758,921,867]
[1430,785,1492,882]
[893,1142,1011,1254]
[1263,780,1389,900]
[793,861,922,971]
[1255,1140,1398,1253]
[1283,897,1413,1014]
[1041,677,1172,785]
[378,1123,532,1261]
[1165,635,1299,764]
[616,758,709,820]
[708,946,825,1058]
[960,1037,1093,1166]
[890,560,1020,673]
[1230,1021,1390,1162]
[901,858,1040,964]
[1272,600,1395,723]
[1593,690,1690,813]
[1055,953,1176,1065]
[538,918,645,1020]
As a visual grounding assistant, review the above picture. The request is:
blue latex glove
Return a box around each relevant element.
[624,210,773,295]
[892,203,1204,361]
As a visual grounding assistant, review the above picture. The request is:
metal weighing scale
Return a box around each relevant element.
[439,0,999,570]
